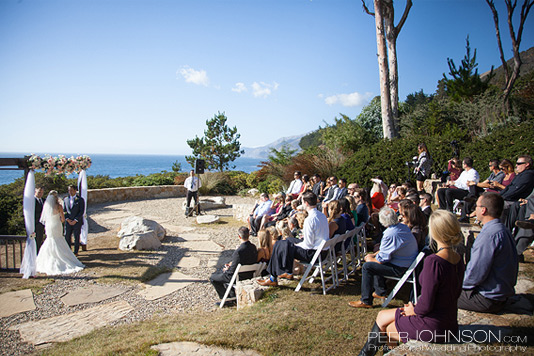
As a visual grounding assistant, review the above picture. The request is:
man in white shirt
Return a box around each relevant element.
[184,170,202,216]
[247,193,272,236]
[286,171,303,198]
[437,157,480,212]
[259,191,329,286]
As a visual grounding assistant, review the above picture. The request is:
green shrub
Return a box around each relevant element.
[257,177,285,195]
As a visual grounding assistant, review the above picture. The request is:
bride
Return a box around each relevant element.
[36,190,84,275]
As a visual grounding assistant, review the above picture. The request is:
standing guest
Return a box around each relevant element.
[286,171,303,199]
[247,193,272,236]
[458,192,518,313]
[348,207,418,308]
[209,227,257,306]
[419,192,433,220]
[414,143,432,194]
[64,185,85,256]
[258,192,329,286]
[184,170,202,216]
[34,187,45,253]
[358,210,464,355]
[437,157,479,212]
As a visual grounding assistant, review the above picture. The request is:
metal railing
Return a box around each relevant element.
[0,235,26,271]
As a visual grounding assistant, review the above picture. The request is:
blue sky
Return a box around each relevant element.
[1,0,533,155]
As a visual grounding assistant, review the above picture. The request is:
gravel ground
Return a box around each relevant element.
[0,195,257,356]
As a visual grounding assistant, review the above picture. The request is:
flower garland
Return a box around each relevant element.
[28,154,92,176]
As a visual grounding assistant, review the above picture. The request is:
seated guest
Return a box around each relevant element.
[209,227,258,305]
[436,158,463,207]
[288,199,301,218]
[390,186,406,203]
[327,200,346,239]
[296,174,313,202]
[335,178,349,200]
[247,193,272,236]
[347,182,359,199]
[295,212,307,233]
[259,192,329,286]
[354,188,370,226]
[405,192,420,207]
[287,216,303,244]
[348,207,418,308]
[275,220,293,240]
[458,192,518,313]
[256,229,273,263]
[419,192,433,220]
[267,225,279,248]
[340,197,356,230]
[402,201,428,250]
[345,195,359,226]
[312,174,326,201]
[265,194,293,227]
[437,157,479,212]
[370,177,387,211]
[490,159,515,191]
[461,159,505,222]
[322,176,339,213]
[259,193,284,230]
[504,189,534,263]
[286,171,303,199]
[500,155,534,204]
[359,210,464,354]
[386,183,398,203]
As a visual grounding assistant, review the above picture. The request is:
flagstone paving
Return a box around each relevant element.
[60,285,128,307]
[9,300,134,345]
[137,271,203,301]
[0,289,36,318]
[176,256,201,268]
[181,241,224,254]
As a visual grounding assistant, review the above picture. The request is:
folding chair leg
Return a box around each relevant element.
[295,263,315,292]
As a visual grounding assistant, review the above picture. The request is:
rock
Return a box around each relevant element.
[233,203,255,223]
[182,197,226,211]
[196,214,220,224]
[117,216,166,250]
[248,188,259,197]
[0,289,36,318]
[235,277,270,310]
[151,341,261,356]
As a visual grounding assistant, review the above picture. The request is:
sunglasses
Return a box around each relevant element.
[516,162,527,165]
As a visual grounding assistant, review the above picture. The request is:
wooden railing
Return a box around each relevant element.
[0,235,26,271]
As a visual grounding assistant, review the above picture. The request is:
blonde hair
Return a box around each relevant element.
[291,200,299,209]
[276,220,292,239]
[345,195,357,211]
[257,229,272,250]
[267,225,279,241]
[429,210,462,246]
[296,211,307,229]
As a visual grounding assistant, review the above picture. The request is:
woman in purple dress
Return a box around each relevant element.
[357,210,464,355]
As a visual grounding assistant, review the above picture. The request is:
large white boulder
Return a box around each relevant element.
[117,216,166,251]
[181,197,227,211]
[196,215,220,224]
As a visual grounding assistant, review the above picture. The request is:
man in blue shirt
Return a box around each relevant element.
[348,207,418,308]
[458,192,519,313]
[247,193,272,236]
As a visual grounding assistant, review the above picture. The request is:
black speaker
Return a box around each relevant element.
[195,159,205,174]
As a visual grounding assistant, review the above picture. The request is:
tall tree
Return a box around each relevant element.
[485,0,534,109]
[186,112,244,172]
[362,0,412,139]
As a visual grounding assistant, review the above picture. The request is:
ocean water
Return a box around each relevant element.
[0,153,263,186]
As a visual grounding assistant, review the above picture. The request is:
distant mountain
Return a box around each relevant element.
[242,133,306,159]
[481,46,534,84]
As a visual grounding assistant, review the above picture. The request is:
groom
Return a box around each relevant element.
[64,185,85,256]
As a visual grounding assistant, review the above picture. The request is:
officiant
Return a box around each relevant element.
[184,170,202,216]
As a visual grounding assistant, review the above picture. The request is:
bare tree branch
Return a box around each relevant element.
[394,0,412,37]
[361,0,375,16]
[485,0,509,82]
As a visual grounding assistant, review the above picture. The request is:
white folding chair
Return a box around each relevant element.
[294,238,338,295]
[338,228,358,281]
[346,225,365,276]
[381,251,426,308]
[219,262,267,308]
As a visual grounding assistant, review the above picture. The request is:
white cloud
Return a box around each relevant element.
[252,81,279,98]
[232,82,248,93]
[324,91,373,107]
[178,66,209,86]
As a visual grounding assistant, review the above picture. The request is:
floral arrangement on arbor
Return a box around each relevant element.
[28,154,92,176]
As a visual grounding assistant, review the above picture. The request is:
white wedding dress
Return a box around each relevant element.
[36,209,84,276]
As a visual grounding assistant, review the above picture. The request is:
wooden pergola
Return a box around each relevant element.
[0,156,30,179]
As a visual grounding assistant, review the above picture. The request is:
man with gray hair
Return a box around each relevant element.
[348,207,418,308]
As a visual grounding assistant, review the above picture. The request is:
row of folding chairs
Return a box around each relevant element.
[219,262,267,308]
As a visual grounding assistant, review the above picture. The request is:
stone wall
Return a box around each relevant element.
[233,203,255,223]
[87,185,187,205]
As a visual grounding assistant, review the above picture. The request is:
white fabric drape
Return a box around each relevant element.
[20,170,36,279]
[78,170,88,245]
